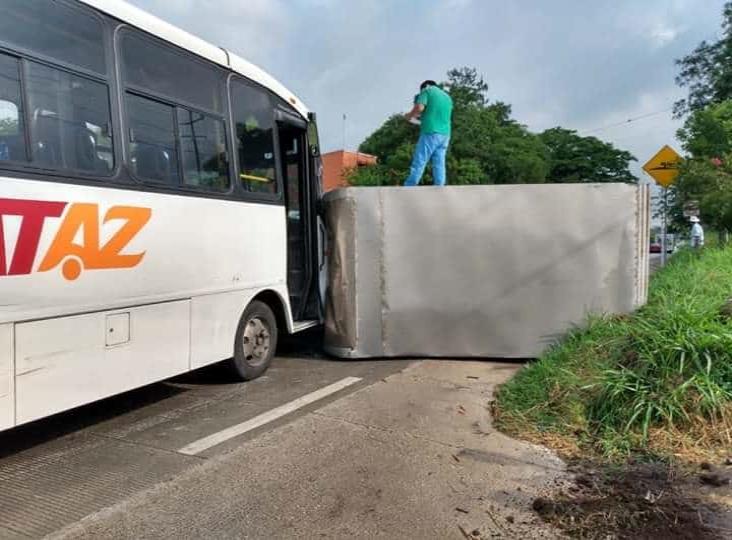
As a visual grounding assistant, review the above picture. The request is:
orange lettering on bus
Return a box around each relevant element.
[99,206,151,269]
[39,203,100,280]
[39,204,151,281]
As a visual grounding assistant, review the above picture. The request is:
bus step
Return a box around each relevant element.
[292,320,319,333]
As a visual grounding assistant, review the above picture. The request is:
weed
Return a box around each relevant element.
[495,247,732,460]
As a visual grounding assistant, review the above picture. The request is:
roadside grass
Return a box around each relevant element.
[494,247,732,462]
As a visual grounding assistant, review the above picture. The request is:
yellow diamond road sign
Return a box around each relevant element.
[642,145,683,188]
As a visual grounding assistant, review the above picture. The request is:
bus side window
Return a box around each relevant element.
[126,93,179,185]
[121,30,224,114]
[0,1,106,75]
[119,29,231,192]
[25,62,113,174]
[177,108,230,192]
[230,80,277,195]
[0,53,27,163]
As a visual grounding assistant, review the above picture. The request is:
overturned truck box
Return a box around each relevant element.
[323,184,650,359]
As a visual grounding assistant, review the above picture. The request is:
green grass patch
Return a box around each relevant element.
[494,247,732,460]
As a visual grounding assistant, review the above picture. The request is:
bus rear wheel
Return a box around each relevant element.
[229,301,278,381]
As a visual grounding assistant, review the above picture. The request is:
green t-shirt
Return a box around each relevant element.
[416,86,453,135]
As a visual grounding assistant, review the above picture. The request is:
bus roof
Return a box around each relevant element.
[78,0,309,118]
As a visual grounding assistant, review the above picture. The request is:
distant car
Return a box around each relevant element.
[650,242,674,254]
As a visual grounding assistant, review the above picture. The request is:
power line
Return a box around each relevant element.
[581,106,675,135]
[576,22,725,137]
[596,117,680,145]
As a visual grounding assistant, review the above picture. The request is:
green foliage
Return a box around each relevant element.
[540,127,637,184]
[351,67,635,187]
[671,5,732,234]
[350,136,422,187]
[672,154,732,234]
[495,248,732,459]
[443,66,490,109]
[0,118,18,136]
[671,101,732,234]
[674,2,732,116]
[360,114,419,164]
[677,100,732,157]
[446,157,484,185]
[653,187,687,235]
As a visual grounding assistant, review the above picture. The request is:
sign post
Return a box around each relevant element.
[642,145,683,266]
[663,189,668,263]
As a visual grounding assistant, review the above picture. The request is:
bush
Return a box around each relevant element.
[495,247,732,459]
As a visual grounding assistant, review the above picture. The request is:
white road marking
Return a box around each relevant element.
[178,376,363,455]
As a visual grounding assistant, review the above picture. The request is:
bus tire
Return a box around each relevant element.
[229,301,278,381]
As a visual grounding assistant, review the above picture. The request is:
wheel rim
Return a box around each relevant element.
[242,317,271,367]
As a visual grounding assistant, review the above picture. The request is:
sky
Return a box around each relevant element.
[128,0,727,184]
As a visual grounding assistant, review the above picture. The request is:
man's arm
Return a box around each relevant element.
[405,103,425,121]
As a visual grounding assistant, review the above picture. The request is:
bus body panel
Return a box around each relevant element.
[0,176,293,428]
[0,176,289,325]
[15,300,191,425]
[190,287,290,371]
[0,324,12,431]
[0,0,321,431]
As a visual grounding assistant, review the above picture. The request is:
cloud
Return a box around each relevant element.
[126,0,727,170]
[131,0,291,66]
[445,0,473,8]
[650,23,681,47]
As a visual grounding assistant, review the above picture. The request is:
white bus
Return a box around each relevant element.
[0,0,326,431]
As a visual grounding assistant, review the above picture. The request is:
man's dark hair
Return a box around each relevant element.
[420,80,437,91]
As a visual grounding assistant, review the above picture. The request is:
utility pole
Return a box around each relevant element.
[342,113,347,150]
[661,187,668,266]
[642,145,682,267]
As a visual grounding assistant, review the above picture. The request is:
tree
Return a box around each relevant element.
[540,128,637,184]
[0,118,18,136]
[676,100,732,158]
[672,155,732,235]
[671,4,732,236]
[674,2,732,117]
[350,67,634,187]
[359,114,418,165]
[671,100,732,237]
[662,186,689,235]
[352,67,549,186]
[443,67,489,109]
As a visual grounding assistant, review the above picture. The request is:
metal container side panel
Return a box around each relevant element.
[636,185,651,306]
[0,177,287,324]
[325,184,646,359]
[353,189,385,357]
[323,188,385,357]
[323,197,358,351]
[0,324,13,430]
[379,184,640,357]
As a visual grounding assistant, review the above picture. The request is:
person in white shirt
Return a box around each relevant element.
[690,216,704,249]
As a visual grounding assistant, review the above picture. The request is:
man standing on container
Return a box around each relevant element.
[403,80,453,186]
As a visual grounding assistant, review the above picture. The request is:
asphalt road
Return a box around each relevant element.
[53,360,563,540]
[0,345,410,539]
[0,342,565,539]
[650,253,663,273]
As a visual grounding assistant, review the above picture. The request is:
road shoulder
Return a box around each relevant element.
[54,360,567,539]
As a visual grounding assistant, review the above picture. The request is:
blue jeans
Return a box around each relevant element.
[404,133,450,186]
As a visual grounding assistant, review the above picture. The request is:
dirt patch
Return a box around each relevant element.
[532,461,732,539]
